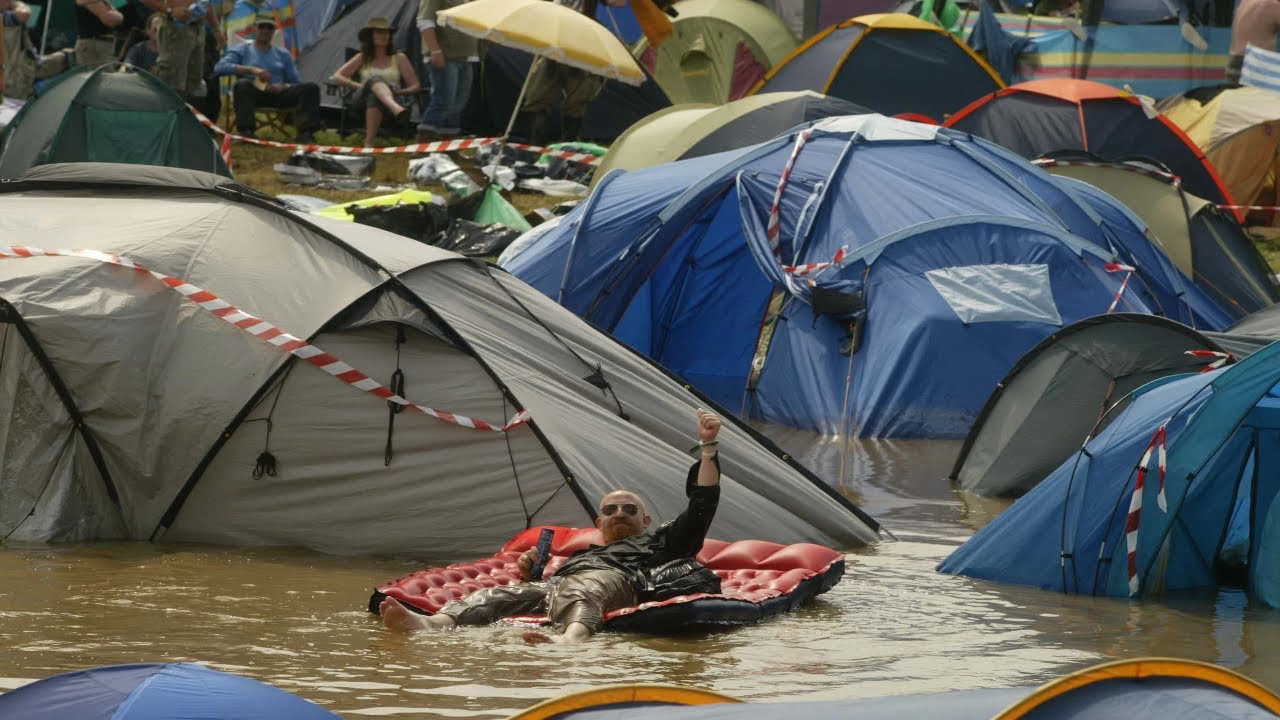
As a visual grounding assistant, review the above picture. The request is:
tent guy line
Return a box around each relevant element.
[0,245,533,434]
[184,104,604,164]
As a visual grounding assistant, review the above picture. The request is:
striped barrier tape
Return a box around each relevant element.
[1125,424,1168,596]
[1184,349,1234,372]
[1217,204,1280,212]
[1104,262,1136,314]
[0,246,532,434]
[784,246,848,278]
[186,105,602,165]
[765,128,813,261]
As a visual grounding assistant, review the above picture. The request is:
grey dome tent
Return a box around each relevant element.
[1039,157,1279,319]
[952,309,1280,497]
[0,66,230,179]
[0,163,880,558]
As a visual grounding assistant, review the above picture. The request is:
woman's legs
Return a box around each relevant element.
[364,106,383,147]
[370,79,405,116]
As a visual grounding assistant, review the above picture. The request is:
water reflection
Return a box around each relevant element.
[2,430,1279,719]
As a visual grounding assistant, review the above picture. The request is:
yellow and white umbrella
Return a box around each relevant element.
[437,0,646,87]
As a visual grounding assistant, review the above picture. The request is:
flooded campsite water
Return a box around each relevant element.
[2,429,1279,719]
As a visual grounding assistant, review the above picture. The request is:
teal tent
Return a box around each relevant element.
[0,65,230,179]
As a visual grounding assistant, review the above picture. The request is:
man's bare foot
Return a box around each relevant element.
[522,622,590,644]
[379,597,453,632]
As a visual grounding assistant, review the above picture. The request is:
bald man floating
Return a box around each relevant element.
[379,408,723,644]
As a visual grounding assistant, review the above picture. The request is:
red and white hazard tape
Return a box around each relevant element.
[765,129,813,260]
[0,246,532,434]
[1104,262,1136,314]
[1217,204,1280,213]
[1125,424,1168,596]
[1184,349,1234,372]
[784,246,848,278]
[187,105,601,165]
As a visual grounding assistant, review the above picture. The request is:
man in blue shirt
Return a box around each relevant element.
[214,14,321,142]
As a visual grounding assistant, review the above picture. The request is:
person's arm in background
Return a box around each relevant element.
[330,52,363,89]
[10,1,32,24]
[417,0,444,69]
[394,51,420,94]
[201,1,224,49]
[212,41,249,76]
[78,0,124,28]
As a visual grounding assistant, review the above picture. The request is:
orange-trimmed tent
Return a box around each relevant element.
[946,78,1237,210]
[747,13,1004,122]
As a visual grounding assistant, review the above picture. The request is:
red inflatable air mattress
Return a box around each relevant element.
[369,527,845,632]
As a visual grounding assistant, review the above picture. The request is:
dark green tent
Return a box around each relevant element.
[0,65,230,178]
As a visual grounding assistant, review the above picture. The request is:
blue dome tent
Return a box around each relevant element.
[501,115,1229,438]
[0,663,342,719]
[939,339,1280,606]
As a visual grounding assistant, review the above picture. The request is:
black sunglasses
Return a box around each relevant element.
[599,503,639,517]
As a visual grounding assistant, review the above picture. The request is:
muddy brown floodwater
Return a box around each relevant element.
[2,428,1278,718]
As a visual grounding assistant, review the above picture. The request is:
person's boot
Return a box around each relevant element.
[528,111,552,147]
[562,116,583,143]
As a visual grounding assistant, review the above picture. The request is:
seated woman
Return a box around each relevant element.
[329,17,420,147]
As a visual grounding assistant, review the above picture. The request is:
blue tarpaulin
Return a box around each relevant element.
[501,114,1231,438]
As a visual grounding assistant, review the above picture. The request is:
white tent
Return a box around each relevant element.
[0,164,881,558]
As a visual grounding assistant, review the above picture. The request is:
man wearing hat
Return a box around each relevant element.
[416,0,478,141]
[214,13,322,142]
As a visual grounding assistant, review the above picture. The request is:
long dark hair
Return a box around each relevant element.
[358,30,394,64]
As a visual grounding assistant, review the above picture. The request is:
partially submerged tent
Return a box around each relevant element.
[1039,158,1279,318]
[593,91,867,184]
[945,79,1236,207]
[0,163,881,556]
[509,659,1280,720]
[1159,85,1280,224]
[953,303,1280,498]
[500,115,1223,439]
[0,66,230,179]
[749,13,1003,121]
[634,0,798,105]
[940,338,1280,605]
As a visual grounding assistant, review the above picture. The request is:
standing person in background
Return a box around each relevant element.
[0,0,31,96]
[1228,0,1280,83]
[522,0,624,146]
[214,14,322,142]
[331,17,421,147]
[73,0,123,69]
[416,0,477,142]
[137,0,222,98]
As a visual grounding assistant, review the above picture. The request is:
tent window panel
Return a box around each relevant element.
[926,263,1062,325]
[81,109,178,166]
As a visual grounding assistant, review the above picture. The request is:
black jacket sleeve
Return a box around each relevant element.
[660,456,720,559]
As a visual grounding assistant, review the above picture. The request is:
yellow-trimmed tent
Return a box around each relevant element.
[593,91,867,185]
[747,13,1004,121]
[1159,85,1280,225]
[633,0,798,105]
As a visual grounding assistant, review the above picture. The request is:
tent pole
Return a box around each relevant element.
[837,320,857,488]
[495,55,543,162]
[39,0,54,55]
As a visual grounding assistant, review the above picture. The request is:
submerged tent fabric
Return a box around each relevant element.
[0,163,880,557]
[1159,85,1280,217]
[0,66,229,179]
[497,114,1225,439]
[951,313,1237,497]
[461,43,671,142]
[1040,160,1279,318]
[593,91,868,183]
[940,339,1280,604]
[0,663,340,720]
[750,13,1003,121]
[945,79,1235,207]
[633,0,798,105]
